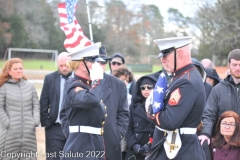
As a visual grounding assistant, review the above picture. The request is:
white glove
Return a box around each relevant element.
[145,90,153,112]
[90,62,104,80]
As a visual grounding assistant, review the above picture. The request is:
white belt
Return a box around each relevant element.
[69,126,102,135]
[156,126,196,134]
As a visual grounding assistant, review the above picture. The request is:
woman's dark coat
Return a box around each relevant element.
[125,74,158,160]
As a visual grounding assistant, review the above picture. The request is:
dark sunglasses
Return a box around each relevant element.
[111,62,122,66]
[140,85,153,90]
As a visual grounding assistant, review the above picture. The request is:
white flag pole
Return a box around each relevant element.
[86,0,93,41]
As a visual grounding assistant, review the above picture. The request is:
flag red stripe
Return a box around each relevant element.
[58,2,92,52]
[59,13,67,18]
[84,41,92,47]
[64,35,83,48]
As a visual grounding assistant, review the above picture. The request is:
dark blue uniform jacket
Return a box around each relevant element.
[60,75,106,160]
[152,63,207,160]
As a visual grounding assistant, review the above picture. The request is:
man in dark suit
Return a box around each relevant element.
[98,47,129,160]
[101,73,129,160]
[40,52,72,160]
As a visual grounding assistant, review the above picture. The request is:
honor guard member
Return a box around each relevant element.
[146,37,206,160]
[61,45,129,160]
[60,42,107,160]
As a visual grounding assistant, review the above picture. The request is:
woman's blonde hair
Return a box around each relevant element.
[66,60,81,71]
[0,58,27,87]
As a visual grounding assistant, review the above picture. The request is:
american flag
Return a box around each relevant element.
[58,0,92,52]
[151,72,168,114]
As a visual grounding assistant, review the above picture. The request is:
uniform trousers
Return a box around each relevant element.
[45,123,67,160]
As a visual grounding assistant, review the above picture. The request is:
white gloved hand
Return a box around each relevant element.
[90,62,104,80]
[145,90,153,112]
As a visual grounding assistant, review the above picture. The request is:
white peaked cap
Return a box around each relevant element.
[153,36,192,58]
[68,42,101,61]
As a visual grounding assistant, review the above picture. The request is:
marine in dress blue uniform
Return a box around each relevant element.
[61,76,106,160]
[146,37,206,160]
[60,42,107,160]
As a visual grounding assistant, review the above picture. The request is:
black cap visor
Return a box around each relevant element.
[157,47,175,59]
[84,56,105,63]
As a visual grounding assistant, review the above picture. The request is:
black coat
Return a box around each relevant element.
[129,80,136,96]
[102,74,129,160]
[205,82,212,100]
[40,71,61,128]
[61,73,129,160]
[125,74,157,160]
[152,64,206,160]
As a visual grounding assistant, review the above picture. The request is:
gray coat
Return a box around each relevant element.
[0,79,40,160]
[201,75,240,137]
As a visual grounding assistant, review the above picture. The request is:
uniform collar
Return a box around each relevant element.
[74,74,92,85]
[172,63,195,78]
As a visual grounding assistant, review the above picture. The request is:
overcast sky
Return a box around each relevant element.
[95,0,201,31]
[96,0,199,17]
[142,0,199,20]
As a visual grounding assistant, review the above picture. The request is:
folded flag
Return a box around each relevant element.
[151,72,168,114]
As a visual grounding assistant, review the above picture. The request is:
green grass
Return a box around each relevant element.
[0,60,57,70]
[152,65,162,73]
[0,59,162,74]
[23,60,57,70]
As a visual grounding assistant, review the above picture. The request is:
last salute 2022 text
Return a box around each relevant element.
[46,151,105,158]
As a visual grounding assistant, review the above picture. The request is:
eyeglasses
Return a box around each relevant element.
[140,85,153,90]
[111,62,122,66]
[220,122,236,128]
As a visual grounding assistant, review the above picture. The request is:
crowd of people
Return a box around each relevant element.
[1,36,240,160]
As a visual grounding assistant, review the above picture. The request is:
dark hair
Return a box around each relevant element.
[205,68,220,87]
[211,111,240,148]
[111,66,134,83]
[228,49,240,63]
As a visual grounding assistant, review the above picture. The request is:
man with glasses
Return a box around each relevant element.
[106,52,125,74]
[199,49,240,147]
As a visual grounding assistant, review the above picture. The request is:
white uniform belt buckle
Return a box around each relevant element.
[155,126,197,159]
[69,126,102,135]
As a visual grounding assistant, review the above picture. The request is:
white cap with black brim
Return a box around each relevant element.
[154,36,191,71]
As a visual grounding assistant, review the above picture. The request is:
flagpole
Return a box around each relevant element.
[86,0,93,41]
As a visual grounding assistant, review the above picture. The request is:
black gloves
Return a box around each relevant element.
[142,143,151,155]
[132,144,144,155]
[132,143,152,156]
